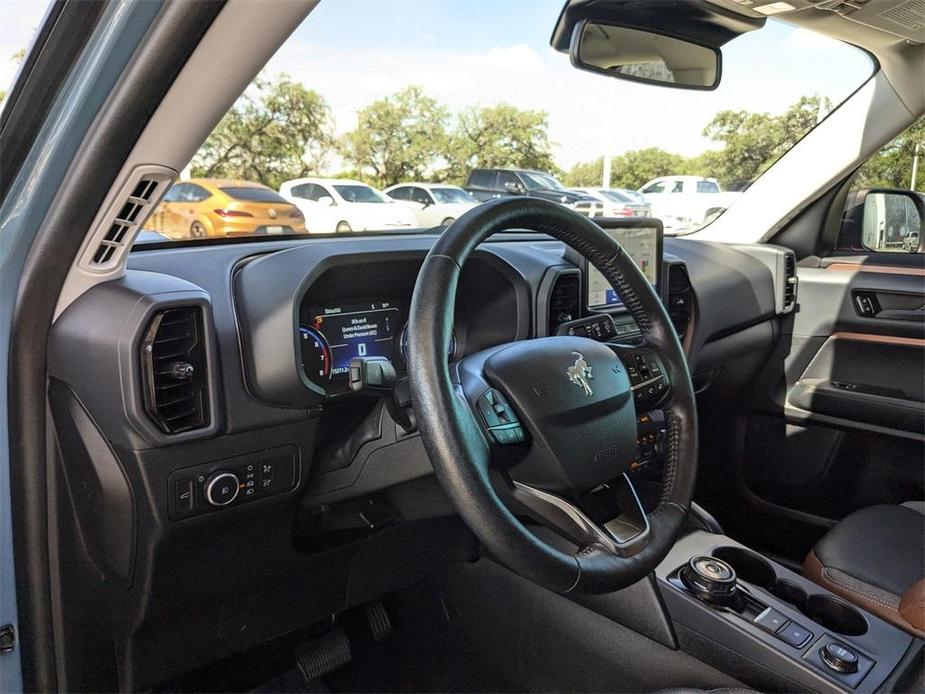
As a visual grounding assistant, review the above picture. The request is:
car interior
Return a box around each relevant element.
[0,0,923,692]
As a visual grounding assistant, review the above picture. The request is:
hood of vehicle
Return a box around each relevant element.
[342,201,414,225]
[530,189,593,204]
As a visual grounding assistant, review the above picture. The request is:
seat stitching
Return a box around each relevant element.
[822,566,900,610]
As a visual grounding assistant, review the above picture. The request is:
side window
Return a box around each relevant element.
[642,181,665,194]
[468,170,493,189]
[185,184,211,202]
[389,187,410,201]
[313,185,332,201]
[162,184,185,202]
[497,172,519,191]
[670,180,684,193]
[697,180,720,193]
[410,188,432,205]
[839,118,924,254]
[291,183,312,199]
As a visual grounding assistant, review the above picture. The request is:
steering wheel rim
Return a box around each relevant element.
[408,197,697,594]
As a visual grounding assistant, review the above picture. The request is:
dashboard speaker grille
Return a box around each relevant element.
[141,307,210,434]
[82,167,174,272]
[548,273,580,334]
[783,253,797,312]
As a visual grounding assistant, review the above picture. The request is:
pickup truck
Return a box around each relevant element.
[639,175,742,232]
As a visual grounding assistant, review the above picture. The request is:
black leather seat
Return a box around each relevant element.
[803,502,925,637]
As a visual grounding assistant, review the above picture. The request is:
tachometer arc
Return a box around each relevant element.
[299,324,332,382]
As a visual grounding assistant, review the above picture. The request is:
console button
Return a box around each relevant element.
[175,478,194,513]
[753,607,788,634]
[820,641,859,674]
[777,621,813,648]
[205,471,240,507]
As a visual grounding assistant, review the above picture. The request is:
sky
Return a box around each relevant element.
[1,0,874,170]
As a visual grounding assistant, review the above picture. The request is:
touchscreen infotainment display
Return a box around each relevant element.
[586,226,660,308]
[305,301,400,377]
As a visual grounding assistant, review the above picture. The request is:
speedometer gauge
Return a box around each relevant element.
[299,325,332,382]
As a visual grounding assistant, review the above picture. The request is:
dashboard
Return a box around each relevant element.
[46,224,794,691]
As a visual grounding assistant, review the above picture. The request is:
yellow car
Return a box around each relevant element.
[147,178,307,238]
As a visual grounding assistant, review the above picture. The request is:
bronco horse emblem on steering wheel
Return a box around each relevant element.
[566,352,594,397]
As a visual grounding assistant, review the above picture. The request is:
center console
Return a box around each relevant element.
[656,531,918,692]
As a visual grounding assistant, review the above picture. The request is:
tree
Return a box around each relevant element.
[0,49,27,104]
[701,95,832,188]
[340,85,449,188]
[445,104,558,182]
[854,117,925,190]
[191,74,334,190]
[566,148,693,189]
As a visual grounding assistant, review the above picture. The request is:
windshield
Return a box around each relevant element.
[521,172,567,192]
[333,184,389,203]
[121,0,872,243]
[432,187,475,204]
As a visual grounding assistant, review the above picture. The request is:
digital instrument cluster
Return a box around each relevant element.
[299,300,456,391]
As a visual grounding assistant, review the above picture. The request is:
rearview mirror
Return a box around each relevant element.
[318,196,335,207]
[570,20,721,90]
[504,180,524,194]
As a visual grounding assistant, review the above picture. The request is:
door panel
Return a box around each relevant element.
[738,258,924,548]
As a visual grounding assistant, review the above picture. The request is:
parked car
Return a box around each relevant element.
[384,183,478,227]
[904,231,920,252]
[571,187,652,217]
[148,179,307,238]
[464,168,604,217]
[279,178,415,233]
[639,175,742,232]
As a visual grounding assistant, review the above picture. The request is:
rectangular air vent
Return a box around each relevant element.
[666,264,693,339]
[548,272,581,334]
[140,307,210,434]
[81,166,174,272]
[783,253,798,312]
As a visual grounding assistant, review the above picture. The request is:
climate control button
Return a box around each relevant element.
[205,471,240,507]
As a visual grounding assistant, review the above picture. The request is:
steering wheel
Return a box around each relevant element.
[407,197,697,594]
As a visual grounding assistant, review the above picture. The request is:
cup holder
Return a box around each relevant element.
[769,580,808,612]
[711,546,775,589]
[803,594,868,636]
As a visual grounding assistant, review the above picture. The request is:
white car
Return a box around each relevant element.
[639,175,741,232]
[571,188,652,218]
[279,178,415,233]
[384,183,478,227]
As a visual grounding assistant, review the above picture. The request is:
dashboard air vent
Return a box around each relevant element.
[81,166,174,273]
[140,307,210,434]
[548,272,580,334]
[666,264,693,339]
[783,253,797,312]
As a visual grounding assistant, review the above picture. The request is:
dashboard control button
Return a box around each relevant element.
[777,621,813,648]
[175,478,194,513]
[820,641,859,674]
[753,607,788,634]
[205,471,240,507]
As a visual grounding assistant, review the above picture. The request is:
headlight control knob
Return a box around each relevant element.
[205,471,240,507]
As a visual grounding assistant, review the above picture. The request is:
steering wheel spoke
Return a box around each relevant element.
[608,341,672,410]
[506,474,650,558]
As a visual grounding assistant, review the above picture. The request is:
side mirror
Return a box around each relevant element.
[318,196,335,207]
[860,190,923,253]
[504,180,524,194]
[570,20,721,90]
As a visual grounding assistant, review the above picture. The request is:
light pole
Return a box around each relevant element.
[601,81,615,189]
[911,141,921,191]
